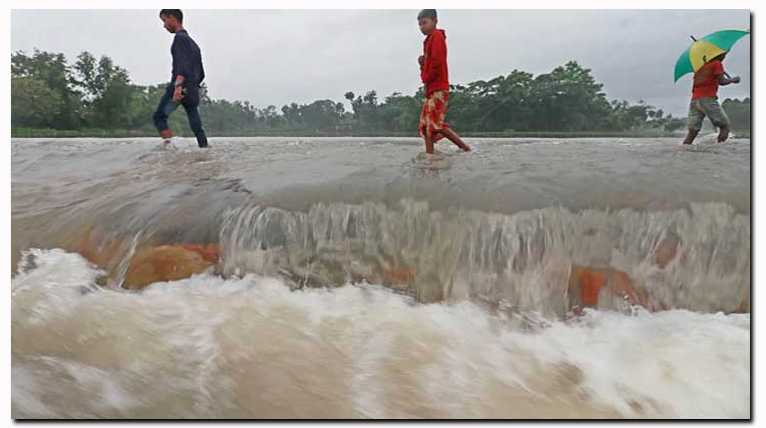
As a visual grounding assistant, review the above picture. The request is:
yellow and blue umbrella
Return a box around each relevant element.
[674,29,750,82]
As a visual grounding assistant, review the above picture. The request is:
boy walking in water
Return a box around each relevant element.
[417,9,471,154]
[682,53,741,145]
[153,9,209,148]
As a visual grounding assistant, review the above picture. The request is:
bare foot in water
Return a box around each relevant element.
[718,125,730,143]
[449,137,471,152]
[435,128,472,153]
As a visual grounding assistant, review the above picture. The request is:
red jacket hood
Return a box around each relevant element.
[428,29,446,39]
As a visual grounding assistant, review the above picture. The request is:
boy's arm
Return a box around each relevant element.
[421,33,446,86]
[173,75,186,102]
[172,37,194,85]
[199,57,205,85]
[170,38,190,102]
[714,61,740,85]
[717,74,740,85]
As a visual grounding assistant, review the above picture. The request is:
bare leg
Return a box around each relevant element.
[682,129,699,145]
[434,128,471,152]
[425,131,435,154]
[717,123,731,143]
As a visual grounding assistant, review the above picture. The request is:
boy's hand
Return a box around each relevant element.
[418,55,424,66]
[732,76,741,84]
[173,86,185,103]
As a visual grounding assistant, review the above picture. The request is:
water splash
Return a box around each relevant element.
[11,249,750,419]
[220,200,749,316]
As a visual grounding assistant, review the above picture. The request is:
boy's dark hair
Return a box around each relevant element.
[417,9,437,20]
[159,9,183,24]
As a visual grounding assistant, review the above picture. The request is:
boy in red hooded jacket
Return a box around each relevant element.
[417,9,471,154]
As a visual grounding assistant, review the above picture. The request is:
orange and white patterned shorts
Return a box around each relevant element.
[419,90,450,141]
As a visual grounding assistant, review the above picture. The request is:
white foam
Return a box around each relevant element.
[12,249,750,419]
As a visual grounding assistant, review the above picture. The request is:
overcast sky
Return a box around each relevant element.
[11,9,750,116]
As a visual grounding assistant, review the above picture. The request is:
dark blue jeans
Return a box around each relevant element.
[152,84,208,148]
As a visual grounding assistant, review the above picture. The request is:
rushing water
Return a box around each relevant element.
[11,136,751,418]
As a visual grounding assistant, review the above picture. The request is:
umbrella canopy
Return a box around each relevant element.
[674,29,750,82]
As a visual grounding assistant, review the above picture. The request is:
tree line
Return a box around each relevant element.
[11,49,749,136]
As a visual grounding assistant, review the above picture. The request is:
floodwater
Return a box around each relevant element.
[11,136,750,418]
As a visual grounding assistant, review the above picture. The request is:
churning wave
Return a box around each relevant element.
[11,248,750,419]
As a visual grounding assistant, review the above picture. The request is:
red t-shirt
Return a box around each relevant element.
[421,29,449,96]
[692,59,725,99]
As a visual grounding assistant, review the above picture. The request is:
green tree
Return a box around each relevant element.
[11,48,684,136]
[11,77,64,128]
[528,61,612,131]
[72,52,134,127]
[722,97,750,134]
[11,49,82,128]
[300,100,344,131]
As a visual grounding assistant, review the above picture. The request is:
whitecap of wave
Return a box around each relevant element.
[12,248,750,419]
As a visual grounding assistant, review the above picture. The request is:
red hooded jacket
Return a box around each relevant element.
[421,29,449,96]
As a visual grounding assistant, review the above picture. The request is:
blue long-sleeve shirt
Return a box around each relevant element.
[171,29,205,86]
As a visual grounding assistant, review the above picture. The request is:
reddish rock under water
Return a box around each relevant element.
[383,265,416,288]
[654,236,680,268]
[173,243,221,264]
[568,264,646,312]
[75,236,745,315]
[76,234,222,291]
[124,245,214,291]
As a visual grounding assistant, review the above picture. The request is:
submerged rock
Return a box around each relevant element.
[124,246,213,290]
[77,232,130,272]
[654,235,680,268]
[383,265,416,288]
[173,243,221,264]
[76,233,222,291]
[569,265,607,307]
[568,265,645,312]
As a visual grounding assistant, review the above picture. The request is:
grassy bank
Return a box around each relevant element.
[12,127,687,139]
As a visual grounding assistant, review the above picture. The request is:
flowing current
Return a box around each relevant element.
[11,136,751,418]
